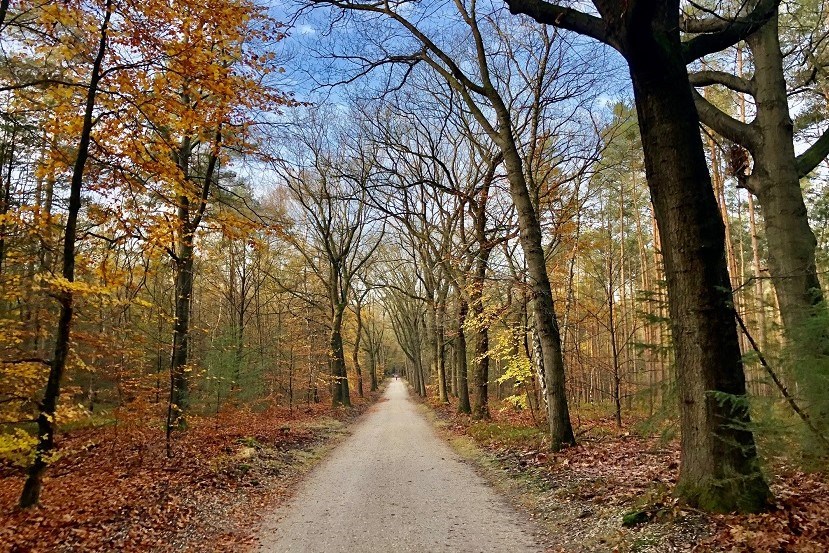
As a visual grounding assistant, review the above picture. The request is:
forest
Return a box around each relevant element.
[1,0,829,551]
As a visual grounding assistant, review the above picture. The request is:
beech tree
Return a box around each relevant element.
[18,0,113,509]
[504,0,775,511]
[1,0,293,504]
[684,1,829,436]
[110,0,289,447]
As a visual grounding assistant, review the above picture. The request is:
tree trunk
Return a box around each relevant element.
[165,131,201,452]
[0,127,14,277]
[743,15,829,435]
[691,14,827,393]
[19,0,112,508]
[625,9,769,512]
[456,299,471,414]
[353,302,364,398]
[608,253,623,429]
[234,256,247,394]
[436,295,448,402]
[167,242,194,439]
[471,250,492,420]
[747,195,767,349]
[429,300,448,403]
[749,18,826,322]
[369,356,378,391]
[471,306,490,419]
[418,348,427,397]
[330,305,350,407]
[369,330,379,392]
[498,137,574,450]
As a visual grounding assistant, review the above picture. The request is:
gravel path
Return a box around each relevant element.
[258,380,543,552]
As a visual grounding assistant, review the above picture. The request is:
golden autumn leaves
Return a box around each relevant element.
[0,0,293,500]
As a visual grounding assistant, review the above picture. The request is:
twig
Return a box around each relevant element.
[735,311,829,449]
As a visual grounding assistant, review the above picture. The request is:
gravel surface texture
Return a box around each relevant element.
[258,380,543,552]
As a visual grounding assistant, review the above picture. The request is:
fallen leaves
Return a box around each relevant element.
[423,395,829,552]
[0,397,376,552]
[700,468,829,552]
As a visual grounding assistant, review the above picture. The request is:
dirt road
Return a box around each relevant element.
[258,380,542,552]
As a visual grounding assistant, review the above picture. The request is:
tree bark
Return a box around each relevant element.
[369,354,378,391]
[692,14,828,387]
[471,291,490,419]
[427,299,447,402]
[624,7,769,512]
[166,124,220,452]
[455,299,471,414]
[748,15,826,332]
[607,251,622,429]
[366,315,380,392]
[418,346,427,397]
[167,239,194,438]
[19,0,112,508]
[498,137,574,450]
[436,294,449,402]
[471,244,492,420]
[0,126,14,277]
[330,304,350,406]
[353,300,364,398]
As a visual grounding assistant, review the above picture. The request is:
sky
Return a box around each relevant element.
[264,0,632,107]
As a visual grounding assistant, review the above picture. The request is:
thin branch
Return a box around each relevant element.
[736,311,829,451]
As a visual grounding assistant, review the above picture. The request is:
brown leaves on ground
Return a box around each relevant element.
[425,396,829,552]
[0,398,375,553]
[700,469,829,552]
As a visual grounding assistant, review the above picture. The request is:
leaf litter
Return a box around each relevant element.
[422,396,829,553]
[0,396,378,552]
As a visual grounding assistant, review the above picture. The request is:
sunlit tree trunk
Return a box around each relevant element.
[353,297,364,398]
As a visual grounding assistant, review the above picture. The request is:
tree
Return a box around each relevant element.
[383,257,429,397]
[504,0,774,511]
[362,102,457,404]
[19,0,113,509]
[685,2,829,436]
[277,110,384,407]
[307,0,581,450]
[363,86,521,415]
[107,0,290,443]
[361,297,386,392]
[4,0,292,503]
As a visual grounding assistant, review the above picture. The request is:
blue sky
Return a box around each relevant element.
[263,0,632,108]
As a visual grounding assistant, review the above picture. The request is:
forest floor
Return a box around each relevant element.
[419,393,829,553]
[0,390,382,552]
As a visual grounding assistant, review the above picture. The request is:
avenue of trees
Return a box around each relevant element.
[1,0,829,514]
